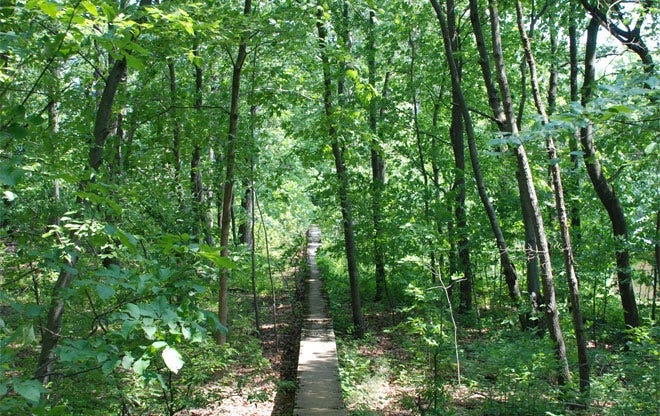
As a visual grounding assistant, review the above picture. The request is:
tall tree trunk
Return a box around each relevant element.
[446,0,473,312]
[568,4,582,246]
[517,0,589,391]
[191,44,213,245]
[34,254,78,384]
[487,0,570,384]
[218,0,252,344]
[462,0,523,308]
[367,9,387,302]
[316,1,364,337]
[517,169,542,328]
[168,60,185,209]
[581,17,639,328]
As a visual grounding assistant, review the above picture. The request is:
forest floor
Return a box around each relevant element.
[175,261,305,416]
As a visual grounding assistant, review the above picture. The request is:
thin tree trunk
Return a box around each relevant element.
[463,0,523,307]
[367,9,387,302]
[437,0,570,383]
[256,192,278,350]
[34,254,77,383]
[581,17,639,328]
[218,0,252,344]
[488,0,570,384]
[517,0,589,391]
[517,169,542,329]
[410,33,438,285]
[316,1,364,337]
[249,182,260,335]
[168,61,185,209]
[653,209,659,321]
[447,0,473,312]
[568,5,582,246]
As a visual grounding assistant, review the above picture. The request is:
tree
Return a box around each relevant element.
[580,16,639,328]
[431,0,570,384]
[218,0,253,345]
[366,7,388,303]
[516,0,589,391]
[316,0,364,338]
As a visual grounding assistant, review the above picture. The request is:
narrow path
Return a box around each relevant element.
[294,226,346,416]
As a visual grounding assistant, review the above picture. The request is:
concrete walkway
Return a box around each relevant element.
[294,227,346,416]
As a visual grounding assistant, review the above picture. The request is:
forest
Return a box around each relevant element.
[0,0,658,415]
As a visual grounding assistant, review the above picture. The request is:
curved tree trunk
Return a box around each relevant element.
[581,17,639,328]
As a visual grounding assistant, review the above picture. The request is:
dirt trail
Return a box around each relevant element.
[294,226,346,416]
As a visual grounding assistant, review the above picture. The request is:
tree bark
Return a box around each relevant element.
[89,58,126,172]
[367,9,387,303]
[487,0,570,384]
[580,0,654,74]
[447,0,570,382]
[168,60,185,209]
[517,0,589,391]
[568,5,582,246]
[446,0,473,312]
[581,17,639,328]
[217,0,252,344]
[316,1,364,337]
[465,0,523,307]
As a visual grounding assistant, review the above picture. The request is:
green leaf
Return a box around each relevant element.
[81,0,98,16]
[121,354,134,369]
[162,346,183,374]
[117,229,137,251]
[0,164,24,186]
[96,283,115,300]
[12,378,45,404]
[644,142,657,155]
[126,303,141,319]
[38,1,58,18]
[124,52,144,70]
[102,359,118,375]
[25,303,41,318]
[143,325,157,339]
[133,357,150,375]
[198,246,235,269]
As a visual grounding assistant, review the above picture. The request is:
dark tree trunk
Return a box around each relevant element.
[89,58,126,172]
[316,1,364,337]
[447,0,473,312]
[367,9,387,303]
[517,169,542,327]
[568,6,582,245]
[581,17,639,328]
[34,255,77,383]
[239,185,254,249]
[168,61,185,209]
[218,0,252,344]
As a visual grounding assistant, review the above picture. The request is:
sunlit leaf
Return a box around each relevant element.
[162,346,183,374]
